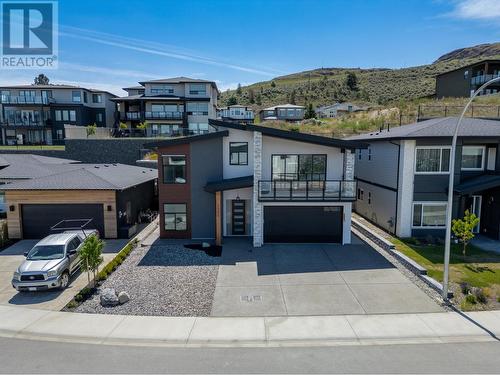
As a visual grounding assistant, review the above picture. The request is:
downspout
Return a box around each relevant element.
[389,141,400,236]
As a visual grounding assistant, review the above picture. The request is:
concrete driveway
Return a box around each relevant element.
[211,236,443,316]
[0,239,127,311]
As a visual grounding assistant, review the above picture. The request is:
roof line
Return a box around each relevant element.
[144,130,229,148]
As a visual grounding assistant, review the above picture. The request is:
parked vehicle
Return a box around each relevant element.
[11,230,97,292]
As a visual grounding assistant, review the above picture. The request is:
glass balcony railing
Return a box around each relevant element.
[471,74,500,86]
[258,180,357,201]
[145,111,183,120]
[0,96,54,104]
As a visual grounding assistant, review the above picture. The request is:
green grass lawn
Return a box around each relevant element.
[392,238,500,309]
[0,145,65,151]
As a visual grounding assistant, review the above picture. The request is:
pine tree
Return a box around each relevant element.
[227,96,237,106]
[346,72,358,91]
[248,88,255,104]
[304,103,316,119]
[34,74,50,85]
[236,83,242,95]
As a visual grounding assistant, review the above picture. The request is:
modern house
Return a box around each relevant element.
[0,155,157,239]
[348,117,500,240]
[435,60,500,98]
[146,119,366,246]
[316,103,365,118]
[0,84,117,145]
[217,105,254,124]
[259,104,305,122]
[112,77,219,137]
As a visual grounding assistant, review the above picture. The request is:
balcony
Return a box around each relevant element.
[120,111,184,121]
[0,96,54,105]
[258,180,357,202]
[471,74,500,86]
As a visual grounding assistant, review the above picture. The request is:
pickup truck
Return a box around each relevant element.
[11,230,97,292]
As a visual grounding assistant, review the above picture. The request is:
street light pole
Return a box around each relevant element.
[442,76,500,301]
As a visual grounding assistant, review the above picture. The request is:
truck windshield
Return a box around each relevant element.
[26,245,65,260]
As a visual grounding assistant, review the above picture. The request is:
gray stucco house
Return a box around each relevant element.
[348,117,500,240]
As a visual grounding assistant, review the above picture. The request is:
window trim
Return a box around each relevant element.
[162,154,187,184]
[229,142,249,166]
[411,201,448,229]
[163,203,187,231]
[414,146,452,175]
[461,145,486,171]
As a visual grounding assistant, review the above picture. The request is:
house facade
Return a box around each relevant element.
[316,103,364,118]
[217,105,254,124]
[0,85,116,145]
[147,119,365,246]
[112,77,219,138]
[259,104,305,122]
[349,117,500,240]
[436,59,500,98]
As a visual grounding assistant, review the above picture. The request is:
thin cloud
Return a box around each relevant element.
[59,62,164,81]
[448,0,500,20]
[59,25,285,77]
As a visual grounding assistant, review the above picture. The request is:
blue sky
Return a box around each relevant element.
[2,0,500,95]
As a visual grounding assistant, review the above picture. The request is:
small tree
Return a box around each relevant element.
[34,73,50,85]
[452,210,479,256]
[248,88,255,104]
[236,83,242,95]
[119,122,128,130]
[255,93,262,106]
[79,234,104,287]
[345,72,358,91]
[304,103,316,119]
[227,96,237,106]
[270,81,276,88]
[136,121,147,135]
[86,123,97,138]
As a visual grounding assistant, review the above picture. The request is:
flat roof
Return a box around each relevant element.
[144,130,229,148]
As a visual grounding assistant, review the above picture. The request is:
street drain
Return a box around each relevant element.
[240,295,262,302]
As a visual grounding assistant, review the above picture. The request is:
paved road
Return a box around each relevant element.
[0,337,498,373]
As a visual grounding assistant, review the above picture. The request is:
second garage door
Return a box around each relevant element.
[21,204,105,239]
[264,206,343,243]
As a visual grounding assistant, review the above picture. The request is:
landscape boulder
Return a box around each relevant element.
[118,291,130,304]
[100,288,119,307]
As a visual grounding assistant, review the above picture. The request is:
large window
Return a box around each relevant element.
[72,91,81,102]
[272,154,326,180]
[92,94,102,103]
[412,203,447,227]
[461,146,485,170]
[164,204,187,231]
[162,155,186,184]
[151,124,180,137]
[186,102,208,115]
[151,104,181,113]
[150,85,174,95]
[55,110,76,122]
[230,142,248,165]
[189,84,206,95]
[415,147,450,173]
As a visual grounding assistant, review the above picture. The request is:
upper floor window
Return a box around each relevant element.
[72,91,81,102]
[189,84,206,95]
[151,104,180,113]
[19,90,35,97]
[187,102,208,116]
[461,146,485,170]
[415,147,450,174]
[272,154,326,181]
[162,155,186,184]
[150,85,174,95]
[83,92,88,103]
[230,142,248,165]
[412,202,447,228]
[41,90,52,99]
[92,94,102,103]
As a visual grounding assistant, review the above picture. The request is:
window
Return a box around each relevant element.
[272,154,326,180]
[69,110,76,122]
[92,94,102,103]
[83,92,88,103]
[151,104,180,113]
[461,146,485,170]
[358,149,362,160]
[189,84,206,95]
[19,90,35,97]
[230,142,248,165]
[368,147,372,161]
[357,188,363,200]
[162,155,186,184]
[62,110,69,121]
[151,124,180,137]
[368,192,372,204]
[164,204,187,231]
[55,110,62,121]
[415,147,451,173]
[186,102,208,115]
[41,90,52,99]
[67,237,82,252]
[412,203,447,227]
[72,91,81,102]
[56,129,63,140]
[96,113,103,123]
[188,123,209,135]
[150,85,174,95]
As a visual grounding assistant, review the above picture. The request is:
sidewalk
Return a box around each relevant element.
[0,304,498,347]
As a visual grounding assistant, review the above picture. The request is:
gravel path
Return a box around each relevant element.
[75,243,220,316]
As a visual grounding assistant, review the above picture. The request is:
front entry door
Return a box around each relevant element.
[231,200,246,235]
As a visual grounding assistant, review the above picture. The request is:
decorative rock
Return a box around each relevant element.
[100,288,119,307]
[202,242,210,248]
[118,291,130,304]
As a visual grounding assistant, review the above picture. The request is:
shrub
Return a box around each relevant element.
[66,300,78,309]
[405,237,420,246]
[460,282,471,295]
[472,287,488,304]
[465,294,477,304]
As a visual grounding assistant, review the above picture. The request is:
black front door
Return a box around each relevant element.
[481,187,500,240]
[231,200,246,235]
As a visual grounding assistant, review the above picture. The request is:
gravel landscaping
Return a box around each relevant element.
[74,242,220,316]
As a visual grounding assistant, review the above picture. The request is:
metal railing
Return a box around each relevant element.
[471,74,500,86]
[417,104,500,121]
[120,111,184,121]
[258,180,357,201]
[1,120,49,127]
[0,96,54,105]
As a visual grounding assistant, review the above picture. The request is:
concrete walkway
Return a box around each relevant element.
[0,304,498,347]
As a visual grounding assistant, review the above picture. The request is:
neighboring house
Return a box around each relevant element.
[146,119,366,247]
[316,103,365,118]
[112,77,219,137]
[436,59,500,98]
[348,117,500,240]
[0,84,117,145]
[217,105,254,124]
[259,104,305,122]
[0,155,157,239]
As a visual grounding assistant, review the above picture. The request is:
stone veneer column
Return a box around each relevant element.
[343,149,355,180]
[253,131,263,247]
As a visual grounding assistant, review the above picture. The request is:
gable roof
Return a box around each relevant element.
[144,130,229,149]
[346,117,500,141]
[209,119,367,149]
[1,163,157,190]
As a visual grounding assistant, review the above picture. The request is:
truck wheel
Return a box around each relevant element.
[60,272,70,289]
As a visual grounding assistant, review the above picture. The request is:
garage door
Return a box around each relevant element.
[21,204,105,239]
[264,206,343,243]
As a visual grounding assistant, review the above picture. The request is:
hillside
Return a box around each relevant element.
[220,43,500,109]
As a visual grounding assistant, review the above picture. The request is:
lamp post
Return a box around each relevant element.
[442,76,500,301]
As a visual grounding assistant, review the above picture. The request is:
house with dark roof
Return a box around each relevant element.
[259,104,305,122]
[0,155,157,239]
[112,77,219,137]
[145,119,367,246]
[0,84,117,145]
[347,117,500,240]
